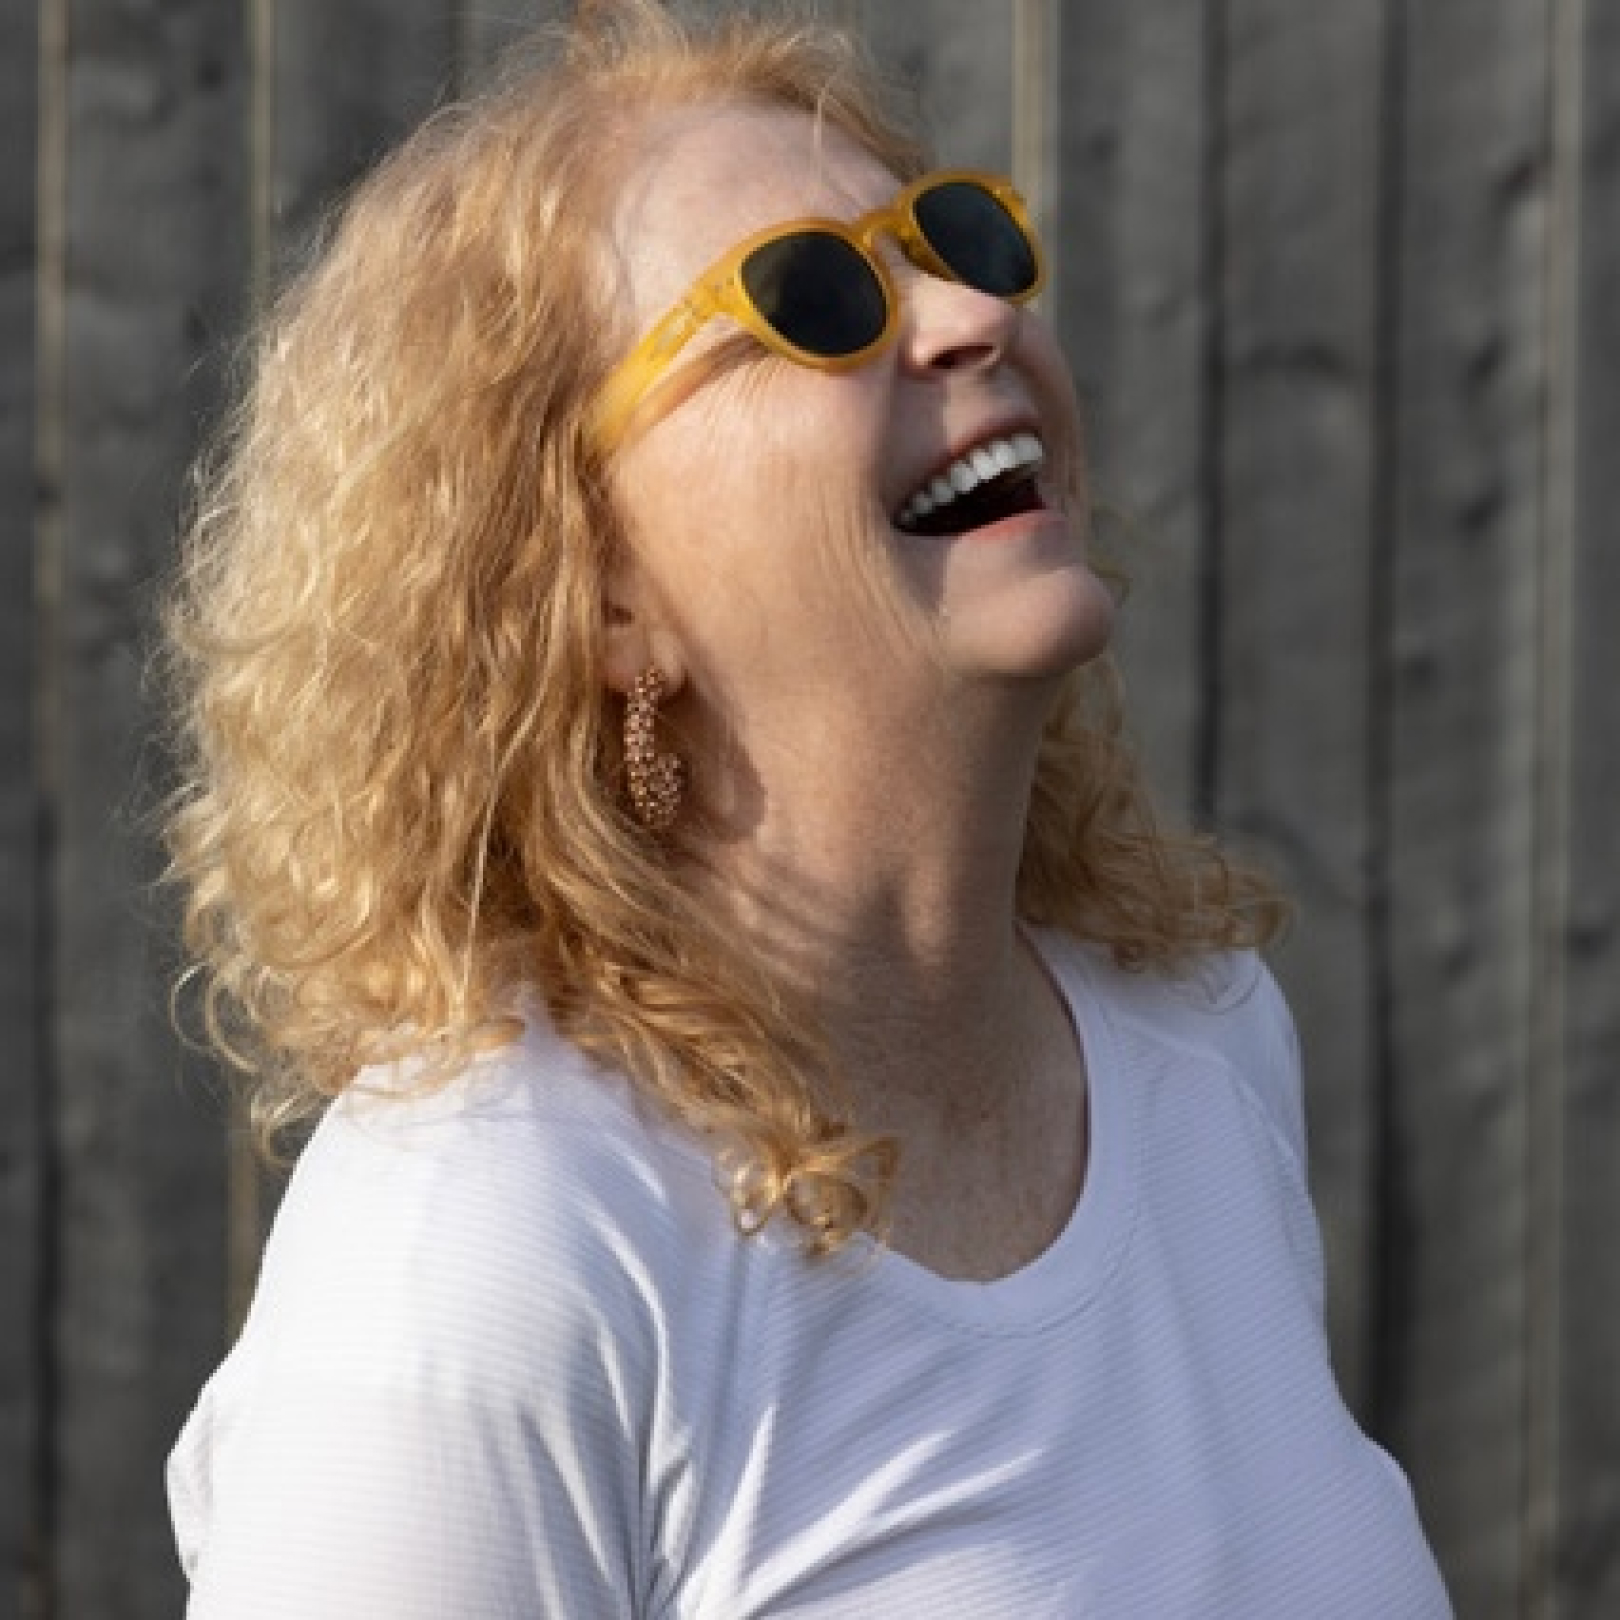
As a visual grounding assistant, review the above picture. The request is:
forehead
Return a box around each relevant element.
[611,103,901,321]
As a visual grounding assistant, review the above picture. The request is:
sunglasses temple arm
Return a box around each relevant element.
[589,297,713,454]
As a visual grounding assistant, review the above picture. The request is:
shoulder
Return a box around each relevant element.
[244,1005,729,1392]
[1034,930,1306,1168]
[172,1010,728,1613]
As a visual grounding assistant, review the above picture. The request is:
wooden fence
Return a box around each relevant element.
[4,1,1615,1615]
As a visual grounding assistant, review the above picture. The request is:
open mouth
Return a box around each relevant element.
[893,431,1047,537]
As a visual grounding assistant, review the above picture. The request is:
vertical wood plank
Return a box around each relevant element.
[0,2,41,1615]
[1523,4,1582,1612]
[49,2,246,1613]
[861,0,1014,174]
[1051,3,1210,848]
[1210,0,1390,1419]
[1559,0,1620,1610]
[1380,1,1554,1611]
[263,0,459,281]
[1524,0,1579,1609]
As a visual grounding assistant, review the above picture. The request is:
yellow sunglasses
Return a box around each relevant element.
[589,169,1046,453]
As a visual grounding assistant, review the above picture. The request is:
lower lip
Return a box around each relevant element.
[895,505,1067,544]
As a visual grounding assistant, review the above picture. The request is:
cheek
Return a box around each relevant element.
[611,369,926,671]
[623,383,869,565]
[611,431,797,675]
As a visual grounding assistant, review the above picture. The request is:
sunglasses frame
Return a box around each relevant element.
[589,169,1046,454]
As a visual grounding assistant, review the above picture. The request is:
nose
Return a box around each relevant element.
[896,271,1021,376]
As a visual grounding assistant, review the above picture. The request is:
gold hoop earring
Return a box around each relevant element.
[624,667,684,833]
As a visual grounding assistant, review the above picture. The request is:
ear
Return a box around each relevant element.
[601,550,685,697]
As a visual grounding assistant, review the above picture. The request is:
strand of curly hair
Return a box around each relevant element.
[160,0,1286,1255]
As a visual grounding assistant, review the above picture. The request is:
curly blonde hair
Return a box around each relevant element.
[162,0,1284,1253]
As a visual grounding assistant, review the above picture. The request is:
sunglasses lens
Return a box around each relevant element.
[915,181,1040,299]
[741,230,889,358]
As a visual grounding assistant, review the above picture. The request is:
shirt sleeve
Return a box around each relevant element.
[169,1074,660,1619]
[174,1355,640,1618]
[1241,961,1310,1172]
[1229,961,1328,1321]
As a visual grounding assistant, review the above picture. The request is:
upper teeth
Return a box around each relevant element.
[896,432,1045,529]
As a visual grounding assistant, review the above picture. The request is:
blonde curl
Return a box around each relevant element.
[161,0,1283,1253]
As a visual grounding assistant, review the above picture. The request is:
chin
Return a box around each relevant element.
[956,563,1118,681]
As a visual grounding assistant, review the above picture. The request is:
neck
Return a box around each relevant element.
[672,675,1091,1281]
[677,677,1058,1123]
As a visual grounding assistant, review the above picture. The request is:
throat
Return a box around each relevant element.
[836,931,1090,1281]
[882,1046,1090,1281]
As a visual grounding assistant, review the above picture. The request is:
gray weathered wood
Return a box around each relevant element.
[11,1,1620,1613]
[1210,0,1389,1420]
[1051,0,1210,829]
[1558,1,1620,1610]
[1380,0,1554,1611]
[264,0,460,283]
[862,0,1014,175]
[0,4,41,1617]
[48,2,246,1613]
[1517,6,1586,1613]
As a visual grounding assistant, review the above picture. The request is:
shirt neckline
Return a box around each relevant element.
[847,927,1142,1336]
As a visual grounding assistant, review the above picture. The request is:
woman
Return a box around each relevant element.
[164,3,1452,1614]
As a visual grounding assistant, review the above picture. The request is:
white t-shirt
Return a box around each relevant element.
[169,931,1453,1617]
